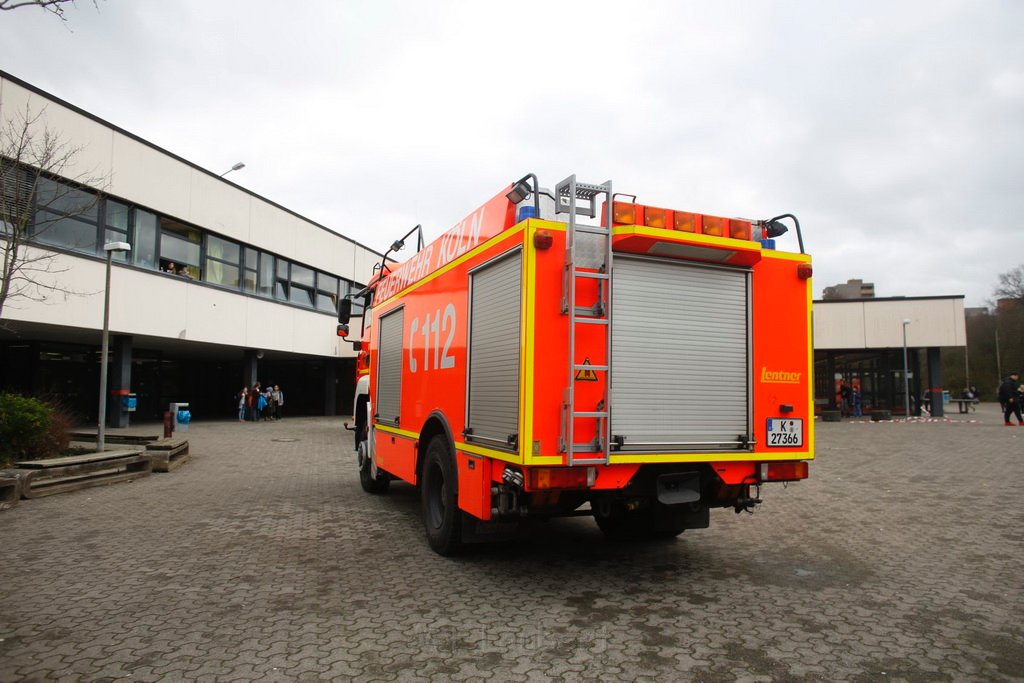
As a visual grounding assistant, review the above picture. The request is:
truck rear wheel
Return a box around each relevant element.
[358,440,390,494]
[421,435,462,555]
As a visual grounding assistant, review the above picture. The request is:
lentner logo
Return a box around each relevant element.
[761,367,802,384]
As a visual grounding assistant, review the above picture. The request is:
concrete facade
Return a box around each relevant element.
[0,71,380,421]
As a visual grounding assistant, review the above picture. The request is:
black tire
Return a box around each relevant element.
[358,440,390,494]
[421,435,462,555]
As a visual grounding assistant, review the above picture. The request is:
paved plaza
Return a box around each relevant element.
[1,405,1022,681]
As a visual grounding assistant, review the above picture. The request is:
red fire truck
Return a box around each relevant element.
[339,173,813,555]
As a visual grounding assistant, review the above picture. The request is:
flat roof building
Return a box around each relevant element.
[0,71,381,424]
[813,295,967,417]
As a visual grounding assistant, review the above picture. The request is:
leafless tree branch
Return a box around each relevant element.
[994,265,1024,303]
[0,0,100,22]
[1,101,107,319]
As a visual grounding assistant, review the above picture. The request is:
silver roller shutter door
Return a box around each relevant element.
[611,257,750,451]
[466,250,523,449]
[376,307,404,426]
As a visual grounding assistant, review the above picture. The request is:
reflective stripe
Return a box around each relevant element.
[611,257,750,451]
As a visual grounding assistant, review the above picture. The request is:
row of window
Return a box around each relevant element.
[19,173,364,315]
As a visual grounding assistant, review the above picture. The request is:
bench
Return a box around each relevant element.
[870,410,892,421]
[0,473,22,510]
[68,432,159,446]
[13,448,151,499]
[950,398,979,414]
[820,410,842,422]
[146,438,190,472]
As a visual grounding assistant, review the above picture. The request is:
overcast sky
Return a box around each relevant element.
[1,0,1022,305]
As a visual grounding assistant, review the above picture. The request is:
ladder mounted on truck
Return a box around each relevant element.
[557,175,613,466]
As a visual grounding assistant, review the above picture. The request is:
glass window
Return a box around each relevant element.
[159,217,201,279]
[290,284,314,307]
[104,228,129,262]
[316,273,339,313]
[242,269,257,293]
[206,261,239,287]
[286,263,314,307]
[104,200,129,262]
[31,178,99,254]
[291,264,314,288]
[35,178,97,221]
[349,281,367,316]
[258,252,274,298]
[204,234,241,288]
[275,258,290,301]
[161,234,200,268]
[106,200,129,231]
[35,214,98,252]
[133,210,158,269]
[1,165,34,234]
[242,248,258,294]
[206,235,240,263]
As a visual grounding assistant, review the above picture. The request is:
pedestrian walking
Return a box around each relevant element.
[997,372,1022,426]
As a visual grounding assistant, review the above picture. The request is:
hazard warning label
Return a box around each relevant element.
[575,357,599,381]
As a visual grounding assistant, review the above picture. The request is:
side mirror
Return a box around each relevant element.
[338,298,352,324]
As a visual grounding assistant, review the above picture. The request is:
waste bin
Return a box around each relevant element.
[170,402,191,431]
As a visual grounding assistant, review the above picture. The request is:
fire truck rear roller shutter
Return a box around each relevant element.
[611,257,751,450]
[376,307,404,426]
[466,249,523,450]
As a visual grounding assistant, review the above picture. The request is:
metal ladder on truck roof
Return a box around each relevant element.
[557,174,613,466]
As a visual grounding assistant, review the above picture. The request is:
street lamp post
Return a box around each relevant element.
[902,318,911,419]
[97,241,131,452]
[219,161,245,178]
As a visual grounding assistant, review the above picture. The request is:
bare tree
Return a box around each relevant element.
[0,0,98,21]
[0,102,106,321]
[994,264,1024,303]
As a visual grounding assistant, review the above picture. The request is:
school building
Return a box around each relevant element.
[0,71,380,424]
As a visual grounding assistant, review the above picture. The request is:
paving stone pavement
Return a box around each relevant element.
[0,404,1022,682]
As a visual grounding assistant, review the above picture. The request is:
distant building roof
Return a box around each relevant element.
[822,278,875,300]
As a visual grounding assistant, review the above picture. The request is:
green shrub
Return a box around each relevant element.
[0,393,57,466]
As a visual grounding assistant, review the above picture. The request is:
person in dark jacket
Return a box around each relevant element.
[998,372,1022,426]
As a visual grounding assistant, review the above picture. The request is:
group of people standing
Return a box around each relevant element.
[237,382,284,422]
[837,380,862,417]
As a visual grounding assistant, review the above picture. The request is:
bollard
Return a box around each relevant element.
[163,410,174,438]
